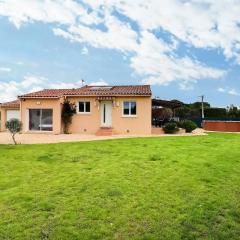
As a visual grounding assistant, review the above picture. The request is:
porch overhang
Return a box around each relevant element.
[96,96,116,101]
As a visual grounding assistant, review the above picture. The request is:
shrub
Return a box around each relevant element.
[61,100,76,134]
[163,122,179,134]
[176,121,184,128]
[5,118,22,145]
[180,120,197,133]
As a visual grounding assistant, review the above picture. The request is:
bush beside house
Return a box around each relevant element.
[178,120,197,133]
[163,122,179,134]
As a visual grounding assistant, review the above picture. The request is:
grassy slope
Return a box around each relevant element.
[0,133,240,240]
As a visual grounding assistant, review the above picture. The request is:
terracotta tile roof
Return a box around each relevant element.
[0,99,20,108]
[18,85,151,98]
[67,85,152,96]
[18,89,73,98]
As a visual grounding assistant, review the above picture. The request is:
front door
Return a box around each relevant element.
[101,101,112,127]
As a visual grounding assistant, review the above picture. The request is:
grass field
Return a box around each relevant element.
[0,133,240,239]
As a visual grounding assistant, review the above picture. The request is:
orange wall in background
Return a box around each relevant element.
[204,121,240,132]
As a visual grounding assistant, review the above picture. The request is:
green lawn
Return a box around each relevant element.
[0,133,240,239]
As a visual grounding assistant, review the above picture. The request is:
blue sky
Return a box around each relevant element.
[0,0,240,107]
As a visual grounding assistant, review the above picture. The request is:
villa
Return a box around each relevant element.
[0,85,152,135]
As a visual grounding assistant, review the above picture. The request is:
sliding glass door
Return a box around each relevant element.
[41,109,53,131]
[29,109,53,131]
[29,109,41,131]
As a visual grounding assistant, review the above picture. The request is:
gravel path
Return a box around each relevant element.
[0,129,207,145]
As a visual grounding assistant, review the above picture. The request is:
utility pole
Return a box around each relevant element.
[199,95,205,119]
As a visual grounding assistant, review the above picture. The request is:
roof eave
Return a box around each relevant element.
[0,106,20,109]
[63,94,152,97]
[18,96,60,99]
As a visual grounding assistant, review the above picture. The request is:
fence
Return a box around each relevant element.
[203,118,240,132]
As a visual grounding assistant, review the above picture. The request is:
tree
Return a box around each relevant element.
[227,105,240,118]
[204,108,227,118]
[175,106,190,119]
[187,101,211,109]
[175,106,201,120]
[152,107,173,127]
[61,100,76,134]
[160,108,173,120]
[152,107,173,120]
[5,118,22,145]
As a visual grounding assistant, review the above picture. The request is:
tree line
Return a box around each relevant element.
[175,102,240,119]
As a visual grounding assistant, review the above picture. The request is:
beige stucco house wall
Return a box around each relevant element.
[18,96,152,135]
[68,96,152,135]
[2,85,152,135]
[20,98,62,134]
[68,96,100,134]
[0,107,6,131]
[112,97,152,135]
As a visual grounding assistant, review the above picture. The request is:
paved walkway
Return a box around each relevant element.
[0,129,206,145]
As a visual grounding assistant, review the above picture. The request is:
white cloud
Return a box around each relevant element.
[49,81,79,89]
[89,80,108,86]
[228,89,240,96]
[0,75,46,102]
[217,87,225,93]
[83,0,240,60]
[53,15,139,52]
[0,0,102,28]
[81,47,89,55]
[53,78,109,87]
[217,87,240,96]
[0,67,11,72]
[130,31,225,88]
[0,75,108,102]
[0,81,20,102]
[0,0,235,88]
[21,76,47,88]
[53,28,74,41]
[51,3,226,88]
[0,76,83,102]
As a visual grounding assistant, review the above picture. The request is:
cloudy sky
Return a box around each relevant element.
[0,0,240,106]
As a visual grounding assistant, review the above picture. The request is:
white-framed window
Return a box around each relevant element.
[78,101,90,113]
[123,101,137,116]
